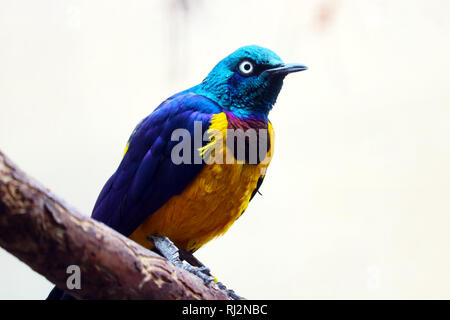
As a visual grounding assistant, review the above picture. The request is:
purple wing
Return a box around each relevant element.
[91,92,221,236]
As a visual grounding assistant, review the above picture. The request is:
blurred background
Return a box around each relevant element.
[1,0,450,299]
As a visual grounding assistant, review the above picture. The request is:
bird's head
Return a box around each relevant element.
[197,45,307,117]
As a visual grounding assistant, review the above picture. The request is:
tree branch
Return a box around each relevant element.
[0,150,229,300]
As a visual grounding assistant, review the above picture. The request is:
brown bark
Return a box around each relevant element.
[0,150,229,300]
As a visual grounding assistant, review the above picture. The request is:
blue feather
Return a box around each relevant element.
[91,92,221,236]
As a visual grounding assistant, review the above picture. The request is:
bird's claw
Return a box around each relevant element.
[180,263,215,284]
[148,234,242,299]
[196,266,211,274]
[216,281,243,300]
[148,234,180,264]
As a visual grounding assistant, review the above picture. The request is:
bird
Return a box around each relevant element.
[47,45,307,300]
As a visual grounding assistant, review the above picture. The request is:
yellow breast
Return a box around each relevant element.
[129,112,274,252]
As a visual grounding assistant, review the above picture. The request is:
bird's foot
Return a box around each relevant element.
[147,235,214,284]
[178,248,241,298]
[179,262,215,285]
[148,235,242,299]
[215,280,243,300]
[148,234,182,264]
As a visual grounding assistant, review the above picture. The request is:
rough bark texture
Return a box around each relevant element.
[0,150,229,300]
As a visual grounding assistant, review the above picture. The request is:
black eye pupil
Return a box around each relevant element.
[238,61,254,76]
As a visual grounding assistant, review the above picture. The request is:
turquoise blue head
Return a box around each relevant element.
[197,45,307,117]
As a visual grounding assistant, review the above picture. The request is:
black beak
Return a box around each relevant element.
[265,63,308,76]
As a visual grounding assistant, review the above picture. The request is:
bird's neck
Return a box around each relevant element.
[227,104,271,119]
[223,110,269,130]
[191,84,273,119]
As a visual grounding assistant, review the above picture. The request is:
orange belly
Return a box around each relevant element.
[129,112,274,252]
[129,162,264,251]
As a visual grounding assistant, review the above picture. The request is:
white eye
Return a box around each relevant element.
[238,60,254,76]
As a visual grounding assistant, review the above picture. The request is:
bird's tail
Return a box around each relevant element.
[46,286,76,300]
